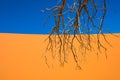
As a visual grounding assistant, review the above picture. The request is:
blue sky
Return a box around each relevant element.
[0,0,120,34]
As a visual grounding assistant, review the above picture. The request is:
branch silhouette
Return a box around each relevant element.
[42,0,114,69]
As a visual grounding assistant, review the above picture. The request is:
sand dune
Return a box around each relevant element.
[0,33,120,80]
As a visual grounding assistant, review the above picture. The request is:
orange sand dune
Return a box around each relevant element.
[0,33,120,80]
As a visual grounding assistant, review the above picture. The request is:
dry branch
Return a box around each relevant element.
[42,0,112,69]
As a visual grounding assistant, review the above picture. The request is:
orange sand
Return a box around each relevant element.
[0,33,120,80]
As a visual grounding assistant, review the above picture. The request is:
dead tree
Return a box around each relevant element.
[42,0,112,69]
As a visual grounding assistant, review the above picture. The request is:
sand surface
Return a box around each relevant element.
[0,33,120,80]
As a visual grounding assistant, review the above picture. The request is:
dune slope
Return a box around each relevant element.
[0,33,120,80]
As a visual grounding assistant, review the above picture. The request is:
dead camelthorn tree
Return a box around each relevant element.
[42,0,111,69]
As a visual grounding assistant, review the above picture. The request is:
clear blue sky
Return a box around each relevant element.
[0,0,120,34]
